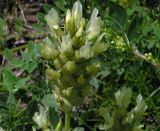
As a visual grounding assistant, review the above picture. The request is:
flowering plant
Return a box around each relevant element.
[41,1,108,130]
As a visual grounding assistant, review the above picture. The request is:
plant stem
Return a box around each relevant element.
[65,111,71,131]
[0,44,28,56]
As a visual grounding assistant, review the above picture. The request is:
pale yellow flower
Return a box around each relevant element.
[86,8,101,40]
[45,8,59,29]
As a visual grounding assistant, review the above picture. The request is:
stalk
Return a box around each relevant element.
[65,112,71,131]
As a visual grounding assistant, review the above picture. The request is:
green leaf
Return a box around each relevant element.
[49,108,60,128]
[37,12,46,24]
[4,49,23,67]
[127,14,139,41]
[109,1,127,30]
[0,18,7,36]
[43,4,54,13]
[14,77,29,91]
[54,0,66,11]
[2,70,17,92]
[7,93,16,105]
[89,77,99,89]
[41,94,57,108]
[28,42,41,57]
[21,62,29,71]
[15,18,24,32]
[27,62,37,73]
[4,49,13,61]
[9,59,23,68]
[32,23,45,33]
[0,38,4,46]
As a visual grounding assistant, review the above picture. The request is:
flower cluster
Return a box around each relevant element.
[41,1,108,112]
[144,52,159,65]
[114,36,126,51]
[99,87,147,131]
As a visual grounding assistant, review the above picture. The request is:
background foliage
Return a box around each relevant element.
[0,0,159,130]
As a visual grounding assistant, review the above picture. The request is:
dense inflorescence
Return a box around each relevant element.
[41,1,108,112]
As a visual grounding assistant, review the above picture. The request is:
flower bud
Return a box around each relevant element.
[77,75,86,85]
[46,68,60,80]
[86,63,100,75]
[76,18,85,37]
[59,53,68,64]
[75,50,80,60]
[62,87,73,98]
[64,61,76,73]
[66,9,72,25]
[72,1,82,23]
[54,59,61,69]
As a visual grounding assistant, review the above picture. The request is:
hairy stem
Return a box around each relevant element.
[65,112,71,131]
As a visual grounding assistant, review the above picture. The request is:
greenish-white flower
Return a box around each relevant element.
[72,1,82,23]
[41,38,58,60]
[59,34,73,55]
[79,42,93,59]
[115,87,132,109]
[125,113,134,123]
[65,9,72,25]
[0,127,5,131]
[45,8,59,29]
[32,105,48,129]
[75,18,85,37]
[132,95,147,120]
[91,33,108,55]
[99,108,113,130]
[86,8,101,40]
[115,89,123,107]
[122,88,132,108]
